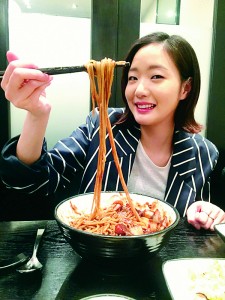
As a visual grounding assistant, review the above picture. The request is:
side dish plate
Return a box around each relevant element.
[162,258,225,300]
[215,223,225,243]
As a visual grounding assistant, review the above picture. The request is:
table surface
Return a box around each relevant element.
[0,218,225,300]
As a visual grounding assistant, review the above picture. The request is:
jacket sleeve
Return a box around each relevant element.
[195,136,219,202]
[0,110,100,196]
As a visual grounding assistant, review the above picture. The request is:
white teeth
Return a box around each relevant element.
[137,104,155,109]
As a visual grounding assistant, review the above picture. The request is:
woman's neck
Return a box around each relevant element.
[140,124,174,167]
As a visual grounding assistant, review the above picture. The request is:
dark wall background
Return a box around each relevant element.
[92,0,140,108]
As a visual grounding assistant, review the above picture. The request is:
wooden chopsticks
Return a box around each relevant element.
[0,61,129,79]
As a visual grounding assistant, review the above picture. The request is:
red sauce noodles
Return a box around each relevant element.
[85,59,140,221]
[68,193,173,236]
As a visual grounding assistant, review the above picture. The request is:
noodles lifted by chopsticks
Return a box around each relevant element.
[85,58,140,222]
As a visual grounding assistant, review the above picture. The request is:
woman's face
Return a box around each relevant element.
[125,43,189,129]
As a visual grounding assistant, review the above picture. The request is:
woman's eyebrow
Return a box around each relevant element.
[129,64,168,72]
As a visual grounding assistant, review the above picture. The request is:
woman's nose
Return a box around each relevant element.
[135,80,149,98]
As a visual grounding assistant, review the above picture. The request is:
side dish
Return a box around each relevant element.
[189,260,225,300]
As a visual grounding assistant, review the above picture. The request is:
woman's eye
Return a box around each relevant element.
[151,75,163,79]
[128,76,137,81]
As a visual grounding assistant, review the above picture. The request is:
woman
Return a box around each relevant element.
[1,32,224,230]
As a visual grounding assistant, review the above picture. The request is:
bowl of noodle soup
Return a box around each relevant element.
[55,192,180,264]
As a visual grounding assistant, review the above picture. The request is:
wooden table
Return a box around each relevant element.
[0,218,224,300]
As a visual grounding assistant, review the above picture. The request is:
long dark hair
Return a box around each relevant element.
[118,32,202,133]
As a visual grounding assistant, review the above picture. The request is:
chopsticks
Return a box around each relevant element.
[0,61,130,79]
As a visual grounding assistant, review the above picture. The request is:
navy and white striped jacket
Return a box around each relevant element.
[0,108,219,216]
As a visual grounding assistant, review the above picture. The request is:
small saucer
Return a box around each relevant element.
[80,294,135,300]
[215,223,225,243]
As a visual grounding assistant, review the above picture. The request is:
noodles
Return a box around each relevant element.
[68,58,173,236]
[68,193,172,236]
[85,58,140,222]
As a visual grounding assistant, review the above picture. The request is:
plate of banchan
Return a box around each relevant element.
[162,258,225,300]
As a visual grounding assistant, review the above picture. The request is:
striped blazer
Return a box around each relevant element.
[0,108,219,217]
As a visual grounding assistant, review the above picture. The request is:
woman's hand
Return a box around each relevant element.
[187,201,225,231]
[1,51,54,165]
[1,51,53,117]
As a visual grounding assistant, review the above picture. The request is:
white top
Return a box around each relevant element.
[127,141,171,200]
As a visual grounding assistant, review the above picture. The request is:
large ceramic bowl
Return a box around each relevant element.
[55,192,180,264]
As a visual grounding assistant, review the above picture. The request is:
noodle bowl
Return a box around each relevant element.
[55,192,180,262]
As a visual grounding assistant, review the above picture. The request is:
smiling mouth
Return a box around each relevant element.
[136,104,156,109]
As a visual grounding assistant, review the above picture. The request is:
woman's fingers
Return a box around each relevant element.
[9,80,52,115]
[6,51,19,63]
[187,201,225,231]
[210,210,225,230]
[209,207,223,221]
[5,69,50,99]
[196,211,214,230]
[1,61,39,91]
[188,211,213,230]
[1,57,53,115]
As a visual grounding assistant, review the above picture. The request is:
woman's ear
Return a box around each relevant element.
[180,77,192,100]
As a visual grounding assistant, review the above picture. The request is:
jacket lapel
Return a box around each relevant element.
[170,130,197,179]
[165,130,197,215]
